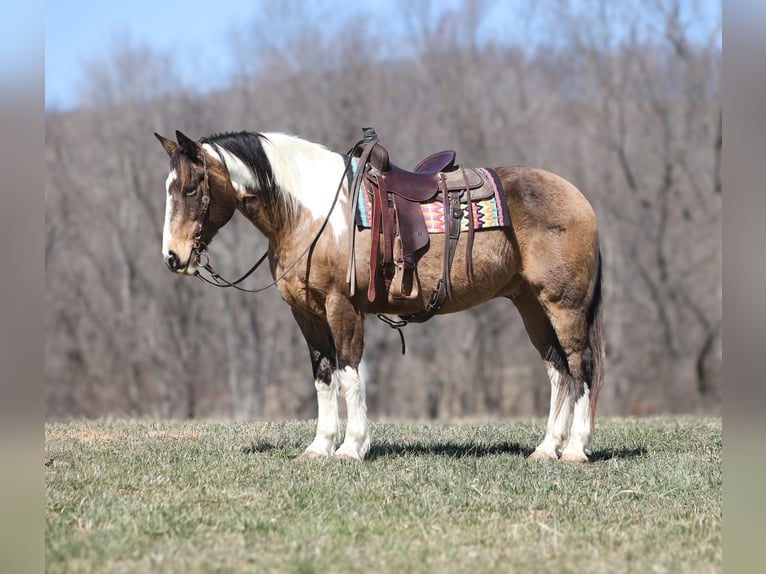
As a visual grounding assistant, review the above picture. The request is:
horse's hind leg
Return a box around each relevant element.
[509,285,575,460]
[544,306,594,463]
[536,282,602,463]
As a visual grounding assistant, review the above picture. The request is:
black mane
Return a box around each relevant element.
[201,131,275,194]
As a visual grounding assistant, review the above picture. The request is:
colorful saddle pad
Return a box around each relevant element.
[353,163,510,233]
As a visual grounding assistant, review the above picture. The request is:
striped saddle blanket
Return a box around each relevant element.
[354,164,510,233]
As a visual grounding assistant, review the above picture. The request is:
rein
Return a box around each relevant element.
[192,138,364,293]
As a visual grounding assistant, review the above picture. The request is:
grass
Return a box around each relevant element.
[45,417,721,573]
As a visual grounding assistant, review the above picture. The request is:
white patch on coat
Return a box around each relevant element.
[259,133,348,239]
[202,143,255,198]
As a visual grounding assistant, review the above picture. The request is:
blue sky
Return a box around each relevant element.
[45,1,256,109]
[46,0,433,110]
[44,0,720,112]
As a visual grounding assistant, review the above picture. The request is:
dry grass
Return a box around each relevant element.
[46,417,721,573]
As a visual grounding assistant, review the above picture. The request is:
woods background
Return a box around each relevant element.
[45,0,721,421]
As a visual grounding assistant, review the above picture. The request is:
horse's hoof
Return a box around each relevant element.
[528,448,558,461]
[298,450,329,461]
[334,451,362,462]
[560,452,589,463]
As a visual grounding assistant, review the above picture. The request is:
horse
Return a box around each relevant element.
[155,129,604,463]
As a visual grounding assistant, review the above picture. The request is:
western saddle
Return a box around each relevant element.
[347,128,493,323]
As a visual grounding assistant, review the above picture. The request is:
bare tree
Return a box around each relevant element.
[45,0,720,420]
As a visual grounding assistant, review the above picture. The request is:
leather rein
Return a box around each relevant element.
[191,139,362,294]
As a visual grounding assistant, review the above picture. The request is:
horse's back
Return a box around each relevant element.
[345,165,599,315]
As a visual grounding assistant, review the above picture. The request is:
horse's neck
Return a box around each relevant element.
[235,189,289,242]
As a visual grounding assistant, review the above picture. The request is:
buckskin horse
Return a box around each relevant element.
[155,128,604,463]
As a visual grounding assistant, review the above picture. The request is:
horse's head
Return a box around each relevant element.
[155,130,237,275]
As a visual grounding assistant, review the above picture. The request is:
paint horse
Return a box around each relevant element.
[156,129,604,462]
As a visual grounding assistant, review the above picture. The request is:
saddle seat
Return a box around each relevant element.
[370,145,455,201]
[414,150,457,174]
[368,144,486,201]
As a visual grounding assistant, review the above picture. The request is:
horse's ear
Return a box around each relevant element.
[154,132,177,156]
[175,130,202,161]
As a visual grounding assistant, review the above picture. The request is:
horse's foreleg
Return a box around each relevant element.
[301,376,340,459]
[335,365,370,461]
[325,294,370,462]
[292,310,340,460]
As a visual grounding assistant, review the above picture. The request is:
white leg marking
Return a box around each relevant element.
[530,363,574,460]
[335,366,370,461]
[303,377,340,458]
[161,170,177,258]
[561,387,592,462]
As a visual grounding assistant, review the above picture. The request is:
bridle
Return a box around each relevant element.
[189,137,364,294]
[190,150,212,268]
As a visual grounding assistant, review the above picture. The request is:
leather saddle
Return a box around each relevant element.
[347,130,494,323]
[369,145,489,202]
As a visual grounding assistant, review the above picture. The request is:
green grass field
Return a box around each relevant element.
[46,417,721,573]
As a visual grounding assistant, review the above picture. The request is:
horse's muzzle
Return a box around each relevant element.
[165,250,196,274]
[165,251,181,272]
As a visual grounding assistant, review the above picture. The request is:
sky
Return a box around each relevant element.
[43,0,721,112]
[45,0,435,110]
[45,1,257,110]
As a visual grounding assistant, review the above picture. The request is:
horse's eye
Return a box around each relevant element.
[184,187,198,196]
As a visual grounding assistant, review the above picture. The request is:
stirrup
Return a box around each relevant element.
[391,266,420,300]
[390,236,420,300]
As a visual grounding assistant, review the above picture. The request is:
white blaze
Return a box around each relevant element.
[162,169,177,257]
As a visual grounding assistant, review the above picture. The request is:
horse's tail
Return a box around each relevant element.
[587,250,605,422]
